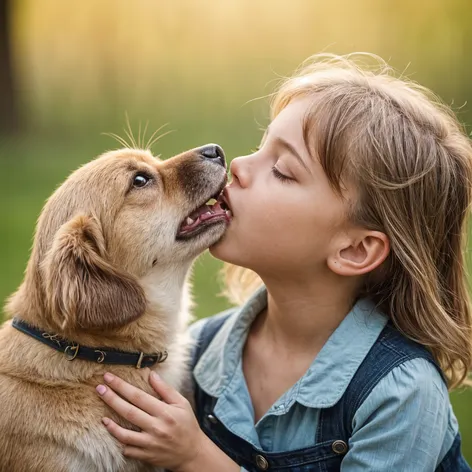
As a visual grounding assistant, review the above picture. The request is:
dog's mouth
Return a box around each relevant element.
[177,185,232,240]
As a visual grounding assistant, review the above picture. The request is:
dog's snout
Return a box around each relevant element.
[198,144,226,168]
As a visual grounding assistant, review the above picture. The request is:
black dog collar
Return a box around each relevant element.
[12,317,168,369]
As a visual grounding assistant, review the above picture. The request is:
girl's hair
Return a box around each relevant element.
[223,53,472,389]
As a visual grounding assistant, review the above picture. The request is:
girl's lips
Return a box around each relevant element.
[222,187,233,214]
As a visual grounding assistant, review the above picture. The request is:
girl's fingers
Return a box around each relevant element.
[96,382,154,430]
[100,372,167,417]
[102,417,150,448]
[122,446,152,461]
[149,371,186,405]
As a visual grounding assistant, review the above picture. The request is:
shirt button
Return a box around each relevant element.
[332,439,348,455]
[206,414,218,424]
[255,454,269,470]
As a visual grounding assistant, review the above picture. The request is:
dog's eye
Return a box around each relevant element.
[133,173,151,188]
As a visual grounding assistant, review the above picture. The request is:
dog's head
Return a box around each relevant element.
[8,145,230,334]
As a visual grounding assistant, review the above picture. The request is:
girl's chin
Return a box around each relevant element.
[209,235,240,263]
[208,239,228,259]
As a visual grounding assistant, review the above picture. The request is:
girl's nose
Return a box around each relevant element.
[229,156,250,188]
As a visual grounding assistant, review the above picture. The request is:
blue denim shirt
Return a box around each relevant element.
[190,287,459,471]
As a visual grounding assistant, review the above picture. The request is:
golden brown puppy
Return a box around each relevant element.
[0,145,231,472]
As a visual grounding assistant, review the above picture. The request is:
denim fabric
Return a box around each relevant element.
[190,288,470,471]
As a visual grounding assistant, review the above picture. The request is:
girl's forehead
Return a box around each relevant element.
[271,98,312,132]
[266,98,315,154]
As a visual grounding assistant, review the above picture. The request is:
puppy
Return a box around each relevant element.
[0,145,231,472]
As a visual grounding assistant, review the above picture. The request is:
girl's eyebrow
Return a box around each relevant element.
[273,136,310,173]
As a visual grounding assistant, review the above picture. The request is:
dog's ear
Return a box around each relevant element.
[42,214,146,331]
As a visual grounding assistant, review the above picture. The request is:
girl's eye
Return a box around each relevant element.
[271,165,293,183]
[250,146,261,153]
[133,173,152,188]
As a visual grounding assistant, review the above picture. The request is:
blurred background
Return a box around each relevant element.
[1,0,471,459]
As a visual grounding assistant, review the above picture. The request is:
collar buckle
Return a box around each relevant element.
[64,343,80,361]
[157,350,168,363]
[136,352,145,369]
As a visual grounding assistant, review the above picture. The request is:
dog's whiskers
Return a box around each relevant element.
[103,118,174,152]
[102,132,132,149]
[124,113,138,149]
[139,120,149,149]
[146,128,175,151]
[147,130,174,150]
[144,123,168,150]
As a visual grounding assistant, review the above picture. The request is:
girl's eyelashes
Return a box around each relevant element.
[271,165,294,183]
[250,144,294,182]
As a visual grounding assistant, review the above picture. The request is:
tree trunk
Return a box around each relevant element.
[0,0,18,134]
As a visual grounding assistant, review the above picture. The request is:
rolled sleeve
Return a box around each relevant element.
[341,358,455,471]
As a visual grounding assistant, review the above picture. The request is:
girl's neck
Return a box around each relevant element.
[255,273,359,354]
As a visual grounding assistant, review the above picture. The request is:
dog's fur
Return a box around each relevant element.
[0,147,228,472]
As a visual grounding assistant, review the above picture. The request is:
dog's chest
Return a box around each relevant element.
[71,429,163,472]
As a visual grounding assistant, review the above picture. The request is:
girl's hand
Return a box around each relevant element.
[96,371,206,471]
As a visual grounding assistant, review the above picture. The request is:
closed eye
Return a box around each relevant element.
[271,165,293,183]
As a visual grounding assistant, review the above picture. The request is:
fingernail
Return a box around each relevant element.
[96,384,107,395]
[102,417,110,426]
[151,371,160,381]
[104,373,114,383]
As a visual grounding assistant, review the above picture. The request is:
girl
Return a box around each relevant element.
[95,53,472,471]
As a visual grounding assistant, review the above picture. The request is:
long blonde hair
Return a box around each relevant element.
[223,53,472,389]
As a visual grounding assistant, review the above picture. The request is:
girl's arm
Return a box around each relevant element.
[96,371,240,472]
[341,359,454,471]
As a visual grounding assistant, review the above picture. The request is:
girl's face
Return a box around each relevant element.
[211,98,354,279]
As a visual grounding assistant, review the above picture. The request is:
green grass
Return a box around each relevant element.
[1,133,471,460]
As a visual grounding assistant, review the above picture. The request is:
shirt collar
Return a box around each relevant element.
[194,287,388,409]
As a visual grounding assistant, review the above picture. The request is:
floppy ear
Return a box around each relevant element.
[42,214,147,331]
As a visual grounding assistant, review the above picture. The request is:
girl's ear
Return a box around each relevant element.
[328,231,390,276]
[42,214,147,331]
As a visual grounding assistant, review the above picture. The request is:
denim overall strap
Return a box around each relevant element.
[318,322,444,442]
[191,309,235,416]
[317,322,471,471]
[436,433,472,471]
[191,309,235,372]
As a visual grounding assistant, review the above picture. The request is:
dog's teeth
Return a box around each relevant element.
[226,210,232,218]
[186,217,195,225]
[206,198,217,206]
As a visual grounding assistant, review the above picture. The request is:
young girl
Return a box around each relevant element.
[95,53,472,471]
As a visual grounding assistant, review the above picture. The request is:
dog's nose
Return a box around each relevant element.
[198,144,226,168]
